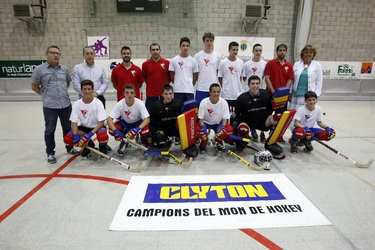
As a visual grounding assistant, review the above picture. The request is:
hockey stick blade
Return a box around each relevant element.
[354,159,373,169]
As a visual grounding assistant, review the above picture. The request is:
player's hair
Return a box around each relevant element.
[124,84,135,91]
[121,46,131,53]
[149,43,161,51]
[80,79,94,90]
[82,46,94,56]
[300,44,317,59]
[304,91,318,100]
[248,75,261,85]
[276,43,288,51]
[209,83,221,92]
[252,43,262,51]
[228,41,239,50]
[46,45,60,54]
[180,37,190,46]
[202,32,215,41]
[163,84,174,92]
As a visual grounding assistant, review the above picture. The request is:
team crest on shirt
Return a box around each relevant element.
[178,61,184,69]
[305,114,311,120]
[228,65,234,74]
[204,58,210,66]
[207,108,214,115]
[252,67,257,73]
[284,66,289,71]
[124,110,131,118]
[80,110,88,118]
[130,70,136,77]
[160,63,165,69]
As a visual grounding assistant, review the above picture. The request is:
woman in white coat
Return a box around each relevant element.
[290,45,323,109]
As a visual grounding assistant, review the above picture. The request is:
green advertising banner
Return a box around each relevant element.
[0,60,45,78]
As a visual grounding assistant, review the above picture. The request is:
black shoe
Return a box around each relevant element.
[117,141,127,156]
[304,139,313,152]
[105,144,112,152]
[216,142,225,152]
[99,144,108,154]
[81,148,90,157]
[235,141,245,152]
[290,141,298,153]
[47,154,57,164]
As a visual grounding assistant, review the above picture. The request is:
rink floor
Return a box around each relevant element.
[0,100,374,250]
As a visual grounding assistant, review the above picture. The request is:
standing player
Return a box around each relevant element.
[242,43,267,142]
[64,80,109,157]
[218,41,244,115]
[31,45,73,164]
[198,83,232,152]
[72,46,109,107]
[290,91,335,153]
[194,32,220,105]
[169,37,199,104]
[107,85,150,156]
[111,46,144,101]
[148,85,182,149]
[264,43,294,95]
[142,43,170,111]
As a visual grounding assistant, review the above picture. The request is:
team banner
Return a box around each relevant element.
[214,36,275,60]
[110,174,330,231]
[0,60,45,78]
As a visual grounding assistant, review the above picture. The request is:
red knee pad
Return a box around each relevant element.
[96,128,109,143]
[294,127,305,139]
[237,123,250,137]
[64,131,74,146]
[140,126,150,136]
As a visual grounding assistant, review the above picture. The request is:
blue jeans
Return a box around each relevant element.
[195,90,209,106]
[43,105,72,155]
[174,93,194,104]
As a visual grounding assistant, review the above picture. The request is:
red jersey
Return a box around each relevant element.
[142,57,170,97]
[264,59,294,91]
[111,63,144,101]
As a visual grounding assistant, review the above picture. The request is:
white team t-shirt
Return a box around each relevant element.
[194,50,220,92]
[169,55,199,94]
[110,97,150,124]
[218,57,244,100]
[70,98,107,128]
[198,97,230,125]
[295,105,322,128]
[242,59,267,92]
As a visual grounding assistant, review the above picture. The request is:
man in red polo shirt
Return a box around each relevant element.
[111,46,144,101]
[142,43,170,111]
[264,43,294,94]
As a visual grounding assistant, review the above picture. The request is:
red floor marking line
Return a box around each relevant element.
[0,173,129,186]
[0,154,79,223]
[0,173,282,249]
[240,228,283,250]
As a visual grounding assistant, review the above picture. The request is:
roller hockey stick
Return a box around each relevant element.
[125,138,191,166]
[317,141,373,168]
[226,149,265,171]
[229,135,262,152]
[86,146,141,172]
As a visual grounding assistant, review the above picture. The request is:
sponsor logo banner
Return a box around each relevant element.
[110,174,331,231]
[0,60,45,78]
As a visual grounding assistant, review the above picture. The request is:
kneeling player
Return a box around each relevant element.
[235,75,282,157]
[149,85,182,149]
[107,84,150,156]
[198,83,232,152]
[64,80,109,157]
[290,91,335,153]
